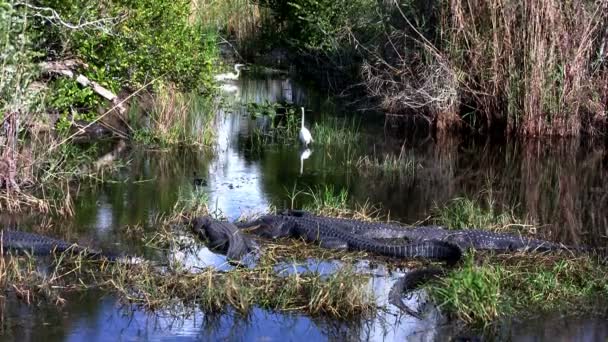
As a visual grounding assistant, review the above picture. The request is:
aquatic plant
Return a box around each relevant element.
[312,116,360,146]
[174,186,210,215]
[356,150,420,178]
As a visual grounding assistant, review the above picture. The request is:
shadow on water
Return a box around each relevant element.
[2,74,608,341]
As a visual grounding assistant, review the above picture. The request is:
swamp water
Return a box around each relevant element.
[1,76,607,341]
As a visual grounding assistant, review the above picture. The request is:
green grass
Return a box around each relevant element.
[312,116,360,146]
[427,252,608,326]
[132,86,217,147]
[174,186,209,215]
[302,185,350,214]
[431,196,527,232]
[356,151,420,178]
[426,195,608,327]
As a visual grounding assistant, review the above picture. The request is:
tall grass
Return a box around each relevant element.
[360,0,607,136]
[132,84,217,147]
[312,116,361,146]
[194,0,270,57]
[356,149,420,179]
[431,197,527,232]
[444,0,606,136]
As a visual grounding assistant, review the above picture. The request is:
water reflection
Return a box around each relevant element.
[299,148,312,175]
[3,75,608,341]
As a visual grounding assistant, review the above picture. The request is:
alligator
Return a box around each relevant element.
[187,216,258,263]
[279,210,566,252]
[236,215,462,263]
[1,230,118,260]
[388,267,446,318]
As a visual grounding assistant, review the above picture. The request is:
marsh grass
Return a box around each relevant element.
[0,251,114,305]
[132,85,217,147]
[194,0,270,56]
[174,186,210,215]
[356,149,420,179]
[427,252,608,326]
[431,196,530,233]
[0,240,376,321]
[312,117,360,146]
[243,102,361,149]
[426,194,608,327]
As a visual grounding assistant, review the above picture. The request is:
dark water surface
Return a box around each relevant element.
[1,75,607,341]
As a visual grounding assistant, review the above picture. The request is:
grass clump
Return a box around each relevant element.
[312,117,360,146]
[428,253,608,326]
[356,150,420,178]
[131,86,217,147]
[431,196,526,232]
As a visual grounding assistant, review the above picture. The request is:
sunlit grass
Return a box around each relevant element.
[132,85,217,147]
[431,196,530,232]
[427,252,608,326]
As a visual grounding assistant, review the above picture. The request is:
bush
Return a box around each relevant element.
[34,0,217,90]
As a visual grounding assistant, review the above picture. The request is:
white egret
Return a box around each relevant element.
[214,64,246,82]
[299,148,312,175]
[298,107,313,147]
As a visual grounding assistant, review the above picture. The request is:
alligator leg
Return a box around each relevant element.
[318,238,349,251]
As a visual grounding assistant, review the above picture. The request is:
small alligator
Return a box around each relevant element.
[187,216,258,263]
[279,210,566,252]
[1,230,118,260]
[237,215,462,263]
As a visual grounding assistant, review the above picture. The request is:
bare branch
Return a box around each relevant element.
[15,3,124,35]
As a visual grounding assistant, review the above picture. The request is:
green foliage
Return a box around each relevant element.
[32,0,218,124]
[260,0,379,51]
[356,152,420,179]
[0,1,39,115]
[36,0,217,90]
[432,197,521,231]
[428,253,608,326]
[175,186,209,214]
[428,254,508,324]
[312,116,360,146]
[302,185,349,213]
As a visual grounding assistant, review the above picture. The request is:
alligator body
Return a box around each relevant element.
[237,215,462,263]
[280,210,565,252]
[1,230,116,260]
[189,216,258,263]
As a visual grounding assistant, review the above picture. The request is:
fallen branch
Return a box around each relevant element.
[39,59,127,115]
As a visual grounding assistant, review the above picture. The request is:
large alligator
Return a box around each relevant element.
[187,216,258,263]
[1,230,118,260]
[279,210,566,252]
[236,215,462,263]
